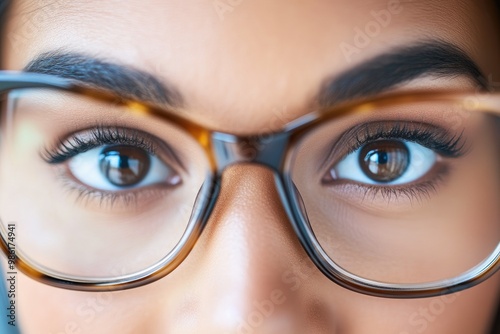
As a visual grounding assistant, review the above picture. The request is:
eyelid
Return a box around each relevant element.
[318,120,468,177]
[324,163,451,208]
[41,125,187,174]
[56,171,175,210]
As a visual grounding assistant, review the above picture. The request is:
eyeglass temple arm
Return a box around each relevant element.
[0,72,73,92]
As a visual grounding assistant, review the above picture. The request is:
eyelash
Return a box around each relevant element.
[348,122,467,158]
[41,126,157,164]
[57,175,169,209]
[342,165,450,203]
[325,122,467,201]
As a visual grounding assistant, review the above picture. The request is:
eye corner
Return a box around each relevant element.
[320,166,337,184]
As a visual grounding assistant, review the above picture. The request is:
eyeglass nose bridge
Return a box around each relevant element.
[211,131,291,173]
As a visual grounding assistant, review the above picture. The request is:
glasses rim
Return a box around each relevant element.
[0,70,499,298]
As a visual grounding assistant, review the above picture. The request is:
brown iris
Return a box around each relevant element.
[99,145,151,187]
[359,140,410,183]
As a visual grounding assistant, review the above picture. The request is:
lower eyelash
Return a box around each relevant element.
[54,168,169,210]
[335,163,450,204]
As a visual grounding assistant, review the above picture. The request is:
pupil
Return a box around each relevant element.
[371,151,388,165]
[99,145,151,187]
[359,140,410,183]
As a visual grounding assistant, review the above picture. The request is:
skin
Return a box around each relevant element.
[1,0,500,333]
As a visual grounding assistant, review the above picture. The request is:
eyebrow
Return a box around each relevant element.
[24,51,183,107]
[317,40,487,107]
[24,40,486,111]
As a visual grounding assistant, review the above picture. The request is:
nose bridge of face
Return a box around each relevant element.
[197,129,306,265]
[175,159,331,334]
[211,131,290,173]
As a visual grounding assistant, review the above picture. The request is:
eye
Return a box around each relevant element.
[68,144,181,191]
[329,140,437,185]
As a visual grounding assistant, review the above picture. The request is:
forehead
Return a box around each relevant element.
[2,0,500,130]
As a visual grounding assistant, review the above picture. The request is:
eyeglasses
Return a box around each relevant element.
[0,71,499,298]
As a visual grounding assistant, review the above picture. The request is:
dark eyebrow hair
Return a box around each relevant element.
[24,51,183,107]
[318,40,488,107]
[24,40,485,112]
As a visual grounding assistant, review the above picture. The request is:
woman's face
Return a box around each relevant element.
[2,0,500,333]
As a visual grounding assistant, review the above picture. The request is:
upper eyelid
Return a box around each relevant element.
[41,126,187,173]
[351,122,467,156]
[43,129,155,163]
[41,127,157,164]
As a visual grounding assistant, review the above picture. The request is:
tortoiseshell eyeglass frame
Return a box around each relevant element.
[0,71,499,298]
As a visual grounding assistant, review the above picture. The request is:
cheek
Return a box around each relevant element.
[303,271,500,333]
[15,272,153,333]
[394,274,500,334]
